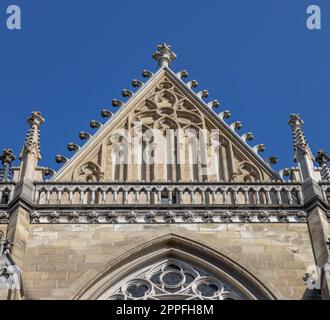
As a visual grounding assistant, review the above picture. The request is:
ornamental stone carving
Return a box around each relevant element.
[240,212,252,223]
[30,211,40,224]
[22,209,311,224]
[106,211,119,224]
[258,211,270,223]
[49,211,60,223]
[296,211,307,222]
[165,211,176,223]
[221,211,232,223]
[127,211,137,224]
[278,211,289,223]
[202,211,214,223]
[88,211,99,224]
[183,211,195,223]
[0,212,9,224]
[69,211,80,223]
[146,211,156,224]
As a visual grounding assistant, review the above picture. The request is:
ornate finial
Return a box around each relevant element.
[0,149,16,182]
[266,156,278,166]
[142,70,153,78]
[152,43,177,68]
[288,114,313,161]
[315,150,330,167]
[288,114,317,181]
[55,155,68,164]
[288,113,304,128]
[253,144,266,153]
[20,111,45,161]
[0,149,16,166]
[315,150,330,181]
[43,168,55,178]
[100,109,113,119]
[28,111,45,128]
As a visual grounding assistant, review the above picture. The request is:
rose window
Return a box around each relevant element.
[107,259,242,300]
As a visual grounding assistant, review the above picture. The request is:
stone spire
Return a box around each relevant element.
[315,150,330,181]
[288,114,316,181]
[152,43,177,68]
[0,149,16,182]
[19,112,45,182]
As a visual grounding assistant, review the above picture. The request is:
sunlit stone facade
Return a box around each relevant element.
[0,44,329,300]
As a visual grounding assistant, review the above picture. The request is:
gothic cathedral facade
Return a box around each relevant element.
[0,44,330,300]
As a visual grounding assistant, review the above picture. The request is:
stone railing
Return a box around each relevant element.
[33,182,304,207]
[0,183,15,206]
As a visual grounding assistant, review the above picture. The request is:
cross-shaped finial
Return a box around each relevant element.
[152,43,177,68]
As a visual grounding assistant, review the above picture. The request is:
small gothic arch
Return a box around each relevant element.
[258,187,268,205]
[236,161,261,183]
[154,116,179,131]
[161,186,171,192]
[157,89,177,107]
[139,186,149,193]
[280,187,290,204]
[72,234,276,300]
[177,111,203,127]
[73,162,103,182]
[290,187,300,204]
[269,187,279,205]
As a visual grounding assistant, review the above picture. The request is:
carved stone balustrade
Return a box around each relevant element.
[33,182,304,208]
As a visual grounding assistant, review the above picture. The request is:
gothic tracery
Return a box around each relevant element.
[106,259,243,300]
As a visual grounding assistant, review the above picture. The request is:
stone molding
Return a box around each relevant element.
[28,209,307,224]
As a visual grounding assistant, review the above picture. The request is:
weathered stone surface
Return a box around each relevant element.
[19,223,314,300]
[3,46,329,301]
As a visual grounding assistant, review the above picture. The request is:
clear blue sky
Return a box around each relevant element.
[0,0,329,172]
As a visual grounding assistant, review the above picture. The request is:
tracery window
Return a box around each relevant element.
[106,259,242,300]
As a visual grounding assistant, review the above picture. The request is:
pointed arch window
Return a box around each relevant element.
[106,259,242,300]
[73,235,275,300]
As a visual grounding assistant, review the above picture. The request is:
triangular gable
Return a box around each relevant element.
[51,67,281,182]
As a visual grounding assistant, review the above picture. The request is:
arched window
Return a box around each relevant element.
[72,235,275,300]
[106,259,242,300]
[280,189,289,204]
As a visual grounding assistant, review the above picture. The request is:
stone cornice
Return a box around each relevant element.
[35,181,301,186]
[29,209,307,224]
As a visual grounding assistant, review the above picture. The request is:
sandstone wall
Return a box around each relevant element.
[22,223,314,300]
[0,225,7,239]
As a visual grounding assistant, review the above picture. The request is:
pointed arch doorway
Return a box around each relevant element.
[72,234,276,300]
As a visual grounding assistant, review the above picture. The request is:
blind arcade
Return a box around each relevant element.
[2,5,21,30]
